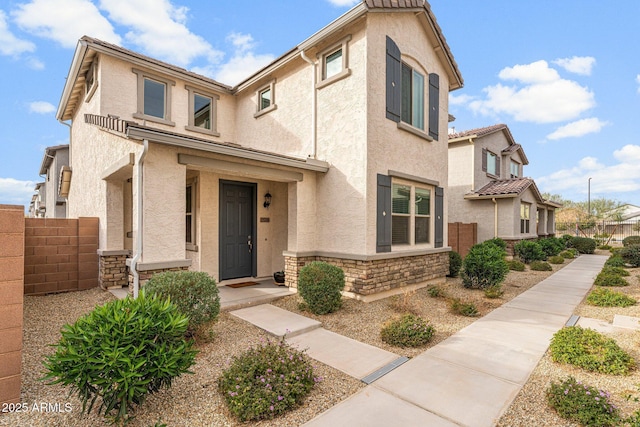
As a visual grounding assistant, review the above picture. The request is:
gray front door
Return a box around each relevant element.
[219,181,256,280]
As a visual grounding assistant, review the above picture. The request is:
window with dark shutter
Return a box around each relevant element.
[482,148,487,172]
[377,174,392,252]
[385,36,401,123]
[428,73,439,139]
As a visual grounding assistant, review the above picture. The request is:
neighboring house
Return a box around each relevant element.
[36,144,70,218]
[605,204,640,221]
[448,124,560,252]
[28,182,46,218]
[56,0,464,298]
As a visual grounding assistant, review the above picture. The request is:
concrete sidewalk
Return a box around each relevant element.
[304,255,608,427]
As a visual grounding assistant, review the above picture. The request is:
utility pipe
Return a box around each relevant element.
[300,50,317,159]
[492,197,498,238]
[130,139,148,298]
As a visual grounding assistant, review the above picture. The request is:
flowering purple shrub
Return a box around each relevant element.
[218,338,320,421]
[547,376,620,426]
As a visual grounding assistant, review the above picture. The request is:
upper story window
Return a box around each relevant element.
[401,63,425,130]
[391,181,432,246]
[316,35,351,89]
[520,203,530,234]
[132,69,175,126]
[84,59,98,102]
[510,160,520,178]
[254,80,277,118]
[186,85,220,136]
[482,148,500,177]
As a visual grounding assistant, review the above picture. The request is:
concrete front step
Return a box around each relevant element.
[613,314,640,330]
[230,304,321,338]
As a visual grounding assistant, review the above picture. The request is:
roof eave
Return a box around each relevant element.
[57,39,89,121]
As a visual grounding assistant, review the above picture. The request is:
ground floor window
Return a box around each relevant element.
[186,180,197,249]
[392,181,432,245]
[520,203,530,234]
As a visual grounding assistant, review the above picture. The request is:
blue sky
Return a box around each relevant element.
[1,0,639,208]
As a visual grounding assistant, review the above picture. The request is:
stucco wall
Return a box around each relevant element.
[44,149,68,218]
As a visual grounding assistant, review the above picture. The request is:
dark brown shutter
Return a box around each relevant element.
[428,73,439,139]
[495,156,501,178]
[386,36,401,123]
[482,148,487,172]
[377,174,392,252]
[435,186,444,248]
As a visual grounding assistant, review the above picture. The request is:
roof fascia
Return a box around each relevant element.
[56,39,89,121]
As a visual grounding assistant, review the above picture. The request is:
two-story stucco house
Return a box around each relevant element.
[28,182,46,218]
[33,144,70,218]
[448,124,560,253]
[56,0,464,298]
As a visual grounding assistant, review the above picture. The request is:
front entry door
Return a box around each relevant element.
[220,181,256,280]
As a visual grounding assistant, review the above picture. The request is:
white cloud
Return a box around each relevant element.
[0,9,35,55]
[553,56,596,76]
[212,32,275,86]
[449,93,475,106]
[469,60,595,124]
[26,56,44,70]
[29,101,55,114]
[0,177,37,206]
[547,118,609,140]
[613,144,640,164]
[13,0,120,48]
[98,0,222,67]
[325,0,360,6]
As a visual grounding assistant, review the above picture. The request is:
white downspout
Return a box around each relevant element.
[58,119,72,217]
[300,50,317,159]
[492,198,498,238]
[130,139,148,298]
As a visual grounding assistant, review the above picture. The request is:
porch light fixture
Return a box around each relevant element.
[263,192,272,209]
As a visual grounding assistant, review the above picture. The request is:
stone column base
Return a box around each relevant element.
[98,250,131,290]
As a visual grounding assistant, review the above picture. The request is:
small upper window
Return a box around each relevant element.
[401,63,425,130]
[316,35,351,89]
[482,148,500,177]
[254,80,277,118]
[133,69,175,125]
[84,59,98,102]
[324,49,342,80]
[259,87,271,110]
[186,85,220,136]
[510,160,520,178]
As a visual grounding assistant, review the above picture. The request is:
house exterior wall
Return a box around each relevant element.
[473,131,509,185]
[43,148,69,218]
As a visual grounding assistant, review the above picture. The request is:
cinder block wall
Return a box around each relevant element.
[0,205,24,405]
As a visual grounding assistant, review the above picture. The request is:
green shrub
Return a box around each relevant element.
[594,272,629,287]
[548,256,564,264]
[598,244,613,250]
[447,251,462,277]
[559,250,574,259]
[298,261,345,315]
[484,237,507,252]
[601,266,630,276]
[550,326,635,375]
[547,376,620,427]
[449,299,479,317]
[610,247,623,255]
[427,286,444,298]
[42,291,197,424]
[560,234,574,247]
[538,237,565,257]
[623,236,640,247]
[587,288,637,307]
[514,240,546,264]
[461,243,509,289]
[571,237,597,254]
[380,314,435,348]
[507,259,526,271]
[483,284,504,299]
[218,338,318,421]
[144,271,220,333]
[621,244,640,267]
[530,261,552,271]
[605,255,627,267]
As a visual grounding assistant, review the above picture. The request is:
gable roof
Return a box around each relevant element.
[39,144,69,175]
[448,123,529,165]
[464,177,561,208]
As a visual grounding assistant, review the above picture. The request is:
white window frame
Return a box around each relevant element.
[186,179,198,251]
[510,160,520,178]
[486,150,498,176]
[185,85,220,136]
[84,58,98,102]
[316,35,352,89]
[254,80,277,118]
[132,68,175,126]
[391,179,433,247]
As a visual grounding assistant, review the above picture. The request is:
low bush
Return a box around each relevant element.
[42,291,198,424]
[447,251,462,277]
[530,261,552,271]
[461,243,509,289]
[483,284,504,299]
[605,255,627,267]
[218,339,318,421]
[621,244,640,267]
[560,234,574,247]
[598,245,613,251]
[449,299,479,317]
[623,236,640,247]
[538,237,565,257]
[550,326,635,375]
[514,240,546,264]
[144,271,220,333]
[427,286,445,298]
[548,256,564,264]
[484,237,507,252]
[587,288,637,307]
[547,376,620,427]
[571,237,597,254]
[507,259,526,271]
[610,247,623,255]
[601,266,630,277]
[594,271,629,287]
[298,261,345,315]
[380,314,435,348]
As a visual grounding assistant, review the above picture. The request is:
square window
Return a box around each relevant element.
[324,48,343,80]
[185,85,219,136]
[193,94,211,130]
[391,182,433,246]
[132,69,175,125]
[401,64,425,130]
[316,35,351,89]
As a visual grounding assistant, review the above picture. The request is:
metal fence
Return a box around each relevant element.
[555,220,640,243]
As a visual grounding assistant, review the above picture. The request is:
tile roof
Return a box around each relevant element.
[448,123,510,139]
[473,178,533,197]
[365,0,424,7]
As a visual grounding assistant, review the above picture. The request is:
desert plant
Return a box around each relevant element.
[514,240,546,263]
[594,271,629,287]
[447,251,462,277]
[560,234,574,247]
[550,326,635,375]
[601,266,630,277]
[380,314,435,348]
[548,255,564,264]
[144,271,220,333]
[297,261,345,315]
[586,288,636,307]
[623,236,640,247]
[42,291,198,424]
[507,259,526,271]
[605,255,627,267]
[547,376,620,427]
[621,244,640,267]
[598,244,613,250]
[538,237,565,257]
[559,250,575,259]
[570,237,597,254]
[388,289,419,315]
[218,338,318,421]
[484,237,507,252]
[449,299,479,317]
[530,261,553,271]
[461,243,509,289]
[427,285,445,298]
[483,284,504,299]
